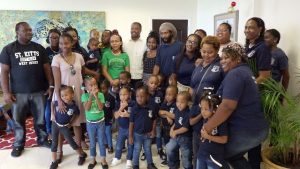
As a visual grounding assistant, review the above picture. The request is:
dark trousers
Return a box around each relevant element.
[51,122,78,152]
[130,79,143,89]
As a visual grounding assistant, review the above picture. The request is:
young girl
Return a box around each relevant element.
[50,85,87,169]
[129,86,158,169]
[166,91,192,169]
[197,91,228,169]
[100,80,115,154]
[81,77,108,169]
[102,32,130,86]
[142,31,160,84]
[158,85,178,166]
[110,86,134,168]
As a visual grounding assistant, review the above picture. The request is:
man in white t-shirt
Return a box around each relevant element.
[123,22,146,88]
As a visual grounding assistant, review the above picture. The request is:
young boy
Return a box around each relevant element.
[86,38,101,72]
[50,85,87,169]
[129,86,158,169]
[100,80,116,153]
[158,85,178,166]
[166,91,193,169]
[119,71,136,99]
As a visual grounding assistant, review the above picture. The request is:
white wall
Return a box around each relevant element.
[0,0,198,41]
[197,0,300,94]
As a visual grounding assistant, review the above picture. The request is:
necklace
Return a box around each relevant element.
[60,53,76,76]
[112,50,121,55]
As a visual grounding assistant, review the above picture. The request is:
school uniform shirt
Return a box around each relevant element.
[114,100,136,129]
[173,107,192,137]
[81,92,106,122]
[155,41,183,78]
[246,40,272,78]
[149,90,164,106]
[173,54,196,86]
[72,45,89,59]
[198,119,228,156]
[130,102,159,134]
[190,57,224,105]
[123,38,146,80]
[271,48,288,82]
[189,105,203,134]
[54,100,80,125]
[217,63,268,130]
[0,41,49,93]
[104,93,116,126]
[85,50,101,71]
[160,101,177,126]
[45,46,59,63]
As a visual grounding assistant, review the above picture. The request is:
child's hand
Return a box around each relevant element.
[57,98,67,113]
[120,101,128,109]
[201,127,210,140]
[129,136,134,145]
[167,117,173,125]
[148,130,156,138]
[121,110,130,117]
[170,130,177,138]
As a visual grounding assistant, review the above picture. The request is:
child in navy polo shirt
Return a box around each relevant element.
[147,75,165,160]
[110,86,134,168]
[119,71,136,100]
[197,92,228,169]
[158,85,178,166]
[86,38,101,72]
[50,85,87,169]
[129,86,158,169]
[100,80,115,154]
[166,91,193,169]
[81,77,108,169]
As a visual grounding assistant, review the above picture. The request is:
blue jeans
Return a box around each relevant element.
[12,92,47,148]
[44,98,52,135]
[86,121,106,157]
[133,132,153,166]
[166,136,193,169]
[156,123,162,150]
[104,124,113,148]
[225,127,269,169]
[197,152,228,169]
[115,127,133,160]
[193,132,201,169]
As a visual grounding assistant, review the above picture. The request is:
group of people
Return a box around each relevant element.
[0,16,290,169]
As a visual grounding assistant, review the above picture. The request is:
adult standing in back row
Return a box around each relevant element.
[124,22,146,88]
[153,22,183,86]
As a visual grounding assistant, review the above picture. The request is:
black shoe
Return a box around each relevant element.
[38,140,51,148]
[49,161,59,169]
[140,152,146,161]
[160,160,168,167]
[78,152,87,166]
[133,165,139,169]
[11,147,24,157]
[108,147,114,154]
[158,149,166,160]
[88,161,97,169]
[100,162,109,169]
[147,163,158,169]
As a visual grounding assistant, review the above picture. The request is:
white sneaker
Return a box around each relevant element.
[110,158,122,167]
[126,160,132,169]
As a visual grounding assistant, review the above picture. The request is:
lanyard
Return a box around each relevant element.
[195,64,213,95]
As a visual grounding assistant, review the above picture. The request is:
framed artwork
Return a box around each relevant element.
[214,10,239,41]
[0,10,106,51]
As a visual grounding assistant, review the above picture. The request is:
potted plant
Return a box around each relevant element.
[261,78,300,169]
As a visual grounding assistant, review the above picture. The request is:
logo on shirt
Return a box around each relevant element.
[247,50,256,58]
[128,107,132,113]
[67,109,74,116]
[211,65,220,72]
[105,101,110,108]
[155,97,161,104]
[15,51,40,66]
[89,53,95,58]
[178,117,183,125]
[170,108,175,113]
[148,110,153,118]
[211,127,218,136]
[252,76,257,84]
[271,57,275,66]
[172,56,175,60]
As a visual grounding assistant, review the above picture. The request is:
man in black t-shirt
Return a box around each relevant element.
[0,22,54,157]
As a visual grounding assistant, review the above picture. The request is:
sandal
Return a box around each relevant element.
[78,152,87,166]
[88,161,97,169]
[100,162,109,169]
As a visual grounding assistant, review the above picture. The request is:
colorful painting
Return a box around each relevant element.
[0,10,105,51]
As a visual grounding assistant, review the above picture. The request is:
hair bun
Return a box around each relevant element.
[111,29,119,35]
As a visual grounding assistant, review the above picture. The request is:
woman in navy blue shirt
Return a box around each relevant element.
[170,34,201,92]
[203,43,269,169]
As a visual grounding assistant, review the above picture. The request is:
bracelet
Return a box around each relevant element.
[49,85,55,89]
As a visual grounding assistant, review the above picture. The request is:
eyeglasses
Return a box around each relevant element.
[70,65,76,75]
[216,29,229,33]
[186,40,198,46]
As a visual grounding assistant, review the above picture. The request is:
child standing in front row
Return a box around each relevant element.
[197,92,228,169]
[110,86,134,168]
[129,86,158,169]
[81,77,108,169]
[50,85,87,169]
[158,85,178,166]
[100,80,116,154]
[166,91,193,169]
